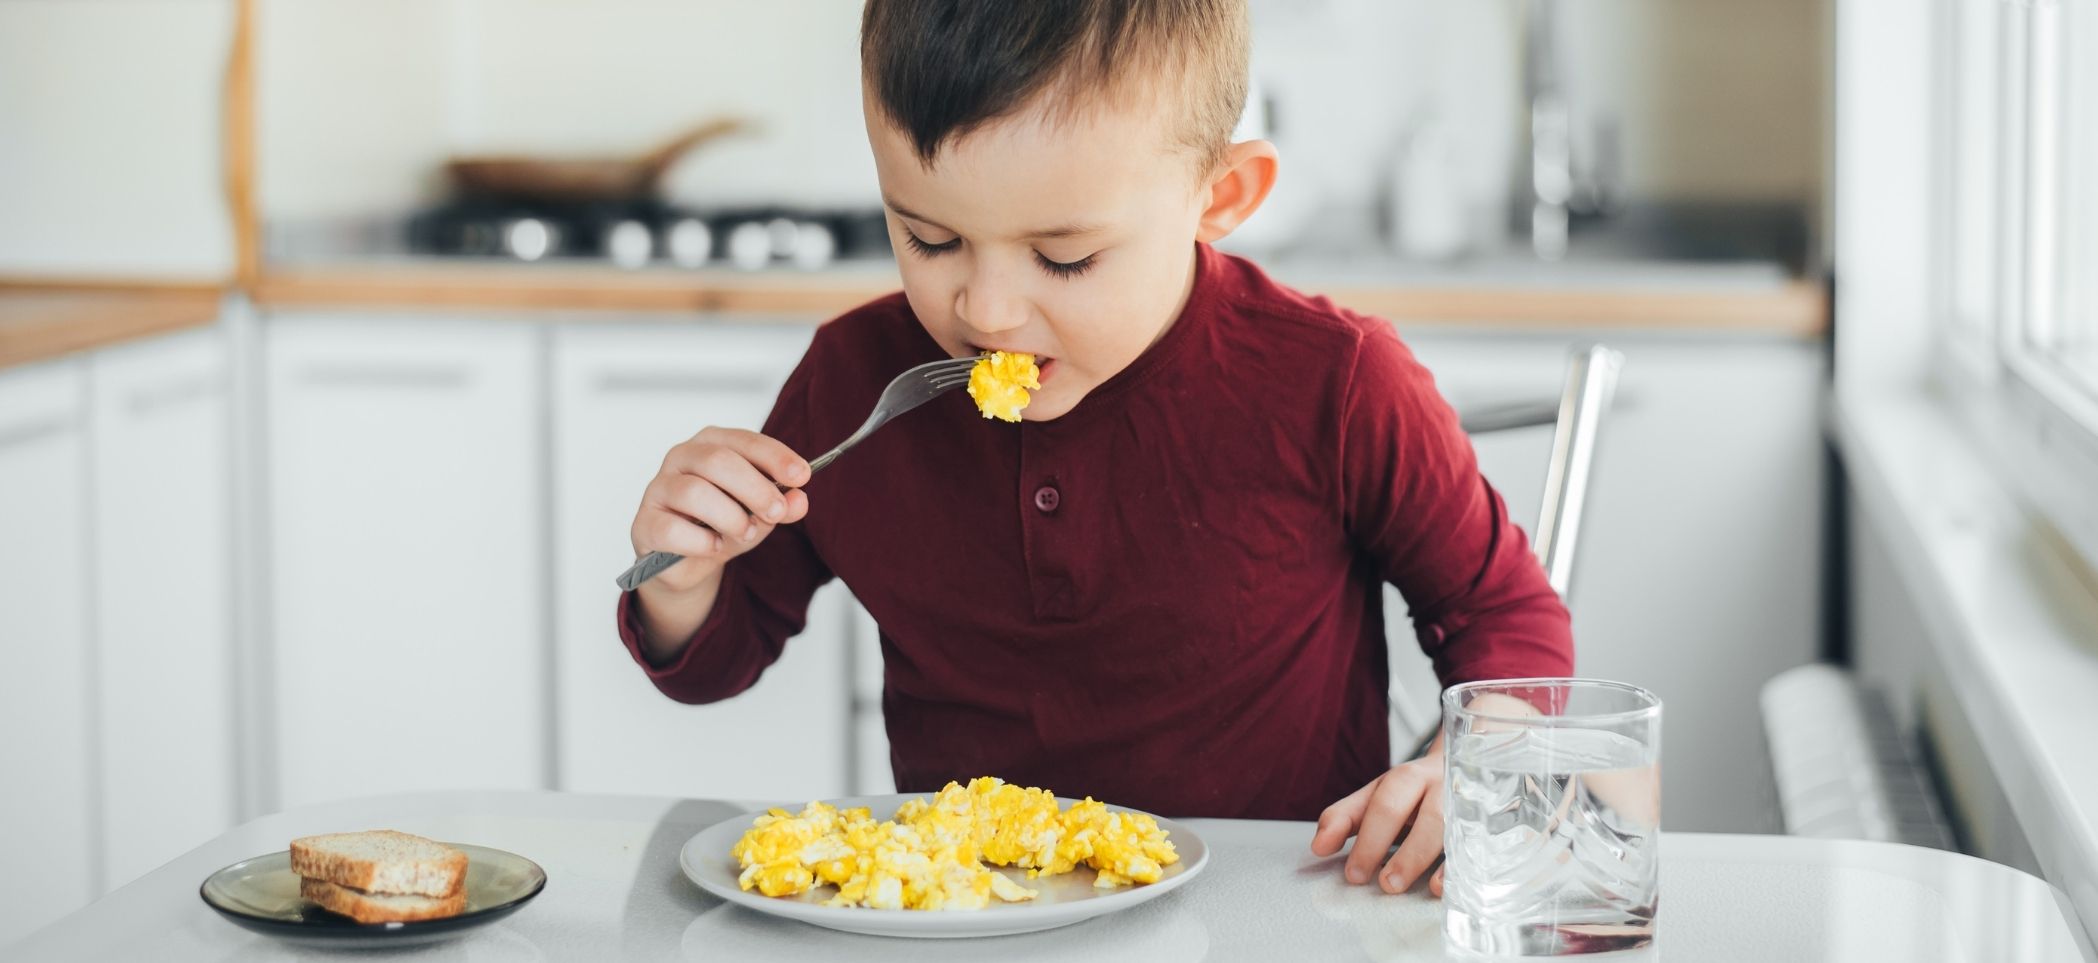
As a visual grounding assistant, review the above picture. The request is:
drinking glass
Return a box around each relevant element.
[1442,678,1662,956]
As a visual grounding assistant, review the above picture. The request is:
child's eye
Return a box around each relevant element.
[902,230,960,258]
[1035,251,1096,279]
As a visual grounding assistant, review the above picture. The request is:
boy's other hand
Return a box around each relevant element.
[629,427,811,594]
[1309,752,1448,897]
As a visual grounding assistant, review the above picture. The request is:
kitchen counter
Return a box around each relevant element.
[0,257,1823,373]
[11,790,2089,961]
[254,258,1828,337]
[0,287,222,369]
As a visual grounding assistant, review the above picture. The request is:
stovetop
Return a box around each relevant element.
[406,199,892,271]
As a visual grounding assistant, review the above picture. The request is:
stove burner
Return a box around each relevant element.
[407,199,890,270]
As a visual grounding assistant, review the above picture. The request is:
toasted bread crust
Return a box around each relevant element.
[289,830,467,898]
[300,877,467,924]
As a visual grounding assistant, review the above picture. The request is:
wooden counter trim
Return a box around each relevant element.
[252,266,903,316]
[0,277,226,298]
[1325,279,1829,336]
[0,291,224,369]
[224,0,260,290]
[253,266,1829,336]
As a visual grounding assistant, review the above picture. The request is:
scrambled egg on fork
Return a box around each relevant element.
[966,352,1041,422]
[730,777,1179,910]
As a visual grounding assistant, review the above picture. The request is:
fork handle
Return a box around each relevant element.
[616,551,686,592]
[613,438,856,592]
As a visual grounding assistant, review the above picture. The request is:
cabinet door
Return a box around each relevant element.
[88,328,236,890]
[551,323,851,802]
[265,317,547,810]
[0,360,95,944]
[1402,334,1823,832]
[848,599,895,795]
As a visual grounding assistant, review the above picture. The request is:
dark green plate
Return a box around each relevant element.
[199,842,545,947]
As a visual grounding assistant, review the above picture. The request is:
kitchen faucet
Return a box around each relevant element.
[1525,0,1572,261]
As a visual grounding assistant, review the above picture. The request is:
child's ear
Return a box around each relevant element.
[1195,140,1280,243]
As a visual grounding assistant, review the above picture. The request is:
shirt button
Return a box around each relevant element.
[1033,485,1061,513]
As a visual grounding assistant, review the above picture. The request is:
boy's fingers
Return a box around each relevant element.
[694,446,792,527]
[636,511,722,560]
[778,487,811,525]
[1310,782,1374,857]
[1428,865,1445,898]
[1380,806,1444,893]
[660,474,759,543]
[1344,773,1426,885]
[706,427,812,489]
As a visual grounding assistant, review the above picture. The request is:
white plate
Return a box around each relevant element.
[679,793,1209,939]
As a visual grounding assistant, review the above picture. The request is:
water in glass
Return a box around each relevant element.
[1442,680,1661,956]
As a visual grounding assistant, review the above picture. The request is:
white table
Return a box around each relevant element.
[10,791,2091,962]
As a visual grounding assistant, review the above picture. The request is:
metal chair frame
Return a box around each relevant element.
[1399,344,1624,759]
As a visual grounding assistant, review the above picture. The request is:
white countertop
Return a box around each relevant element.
[8,790,2090,962]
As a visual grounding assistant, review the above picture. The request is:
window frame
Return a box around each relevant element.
[1933,0,2098,572]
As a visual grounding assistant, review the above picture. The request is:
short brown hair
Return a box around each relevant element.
[861,0,1249,172]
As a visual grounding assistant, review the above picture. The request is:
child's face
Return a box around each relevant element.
[866,93,1211,422]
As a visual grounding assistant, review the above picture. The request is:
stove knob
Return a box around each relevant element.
[727,221,773,271]
[789,221,836,270]
[666,218,713,268]
[606,219,654,269]
[503,217,555,262]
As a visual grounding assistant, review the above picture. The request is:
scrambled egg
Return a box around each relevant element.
[967,352,1041,422]
[730,777,1179,910]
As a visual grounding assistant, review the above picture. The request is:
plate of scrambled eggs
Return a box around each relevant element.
[679,777,1209,938]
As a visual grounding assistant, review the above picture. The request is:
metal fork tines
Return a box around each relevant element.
[615,356,978,591]
[805,356,974,473]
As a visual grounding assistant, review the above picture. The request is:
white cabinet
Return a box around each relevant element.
[264,316,547,809]
[1394,333,1824,833]
[0,360,96,945]
[86,329,237,890]
[550,323,853,803]
[847,601,895,795]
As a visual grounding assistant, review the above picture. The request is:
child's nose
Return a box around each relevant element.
[955,280,1029,334]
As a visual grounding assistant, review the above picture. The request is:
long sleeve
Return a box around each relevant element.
[615,350,836,704]
[1340,323,1575,686]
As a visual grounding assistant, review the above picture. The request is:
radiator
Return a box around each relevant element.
[1759,663,1956,849]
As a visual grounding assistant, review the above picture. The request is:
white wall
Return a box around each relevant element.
[0,0,235,278]
[255,0,453,222]
[255,0,1826,228]
[1845,509,2044,877]
[256,0,877,221]
[0,0,1826,268]
[454,0,878,209]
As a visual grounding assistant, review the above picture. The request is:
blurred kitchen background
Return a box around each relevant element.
[6,0,2096,951]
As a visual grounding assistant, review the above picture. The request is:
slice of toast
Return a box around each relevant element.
[300,877,467,925]
[290,830,467,898]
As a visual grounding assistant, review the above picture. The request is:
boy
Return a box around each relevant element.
[621,0,1572,898]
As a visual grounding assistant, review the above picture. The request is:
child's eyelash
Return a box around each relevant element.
[901,228,1096,280]
[1034,252,1096,279]
[902,230,960,258]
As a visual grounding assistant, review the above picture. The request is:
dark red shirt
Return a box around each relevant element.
[620,244,1572,819]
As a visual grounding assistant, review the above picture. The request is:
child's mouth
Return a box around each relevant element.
[968,346,1055,383]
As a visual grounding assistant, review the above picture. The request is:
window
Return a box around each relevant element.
[1935,0,2002,354]
[2035,0,2098,397]
[1933,0,2098,570]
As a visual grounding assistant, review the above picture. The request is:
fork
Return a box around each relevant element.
[615,355,978,591]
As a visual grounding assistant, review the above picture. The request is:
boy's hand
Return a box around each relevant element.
[629,427,812,595]
[1310,751,1449,897]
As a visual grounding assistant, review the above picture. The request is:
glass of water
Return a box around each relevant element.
[1442,678,1662,956]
